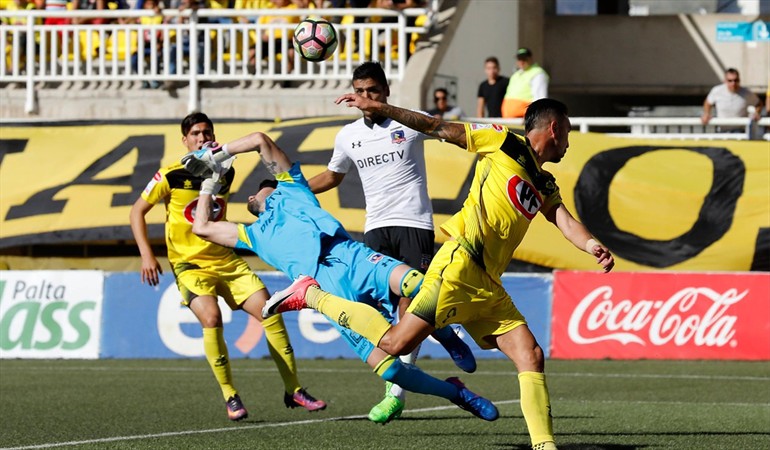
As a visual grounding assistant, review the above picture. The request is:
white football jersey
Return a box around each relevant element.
[328,116,434,233]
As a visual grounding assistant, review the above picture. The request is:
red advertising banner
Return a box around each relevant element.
[551,271,770,360]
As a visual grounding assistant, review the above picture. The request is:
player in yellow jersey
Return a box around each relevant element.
[264,98,614,449]
[129,112,326,421]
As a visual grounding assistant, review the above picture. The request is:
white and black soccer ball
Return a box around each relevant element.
[293,17,338,62]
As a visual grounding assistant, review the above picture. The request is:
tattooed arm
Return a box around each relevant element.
[223,132,292,174]
[335,94,468,149]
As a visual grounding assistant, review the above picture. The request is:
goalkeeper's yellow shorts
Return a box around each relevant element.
[406,240,527,349]
[172,256,265,309]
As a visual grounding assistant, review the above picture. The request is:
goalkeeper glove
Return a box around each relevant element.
[200,177,221,196]
[182,142,234,178]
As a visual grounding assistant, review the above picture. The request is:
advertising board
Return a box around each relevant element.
[551,271,770,360]
[0,271,103,359]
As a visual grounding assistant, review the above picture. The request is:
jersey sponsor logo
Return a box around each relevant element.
[355,150,405,169]
[352,141,362,148]
[492,124,504,132]
[183,197,226,224]
[391,130,406,144]
[143,171,162,195]
[367,253,384,264]
[507,175,542,220]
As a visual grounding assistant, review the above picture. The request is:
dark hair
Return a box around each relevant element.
[353,61,389,88]
[434,87,449,97]
[485,56,499,66]
[258,179,278,191]
[181,112,213,136]
[725,68,739,77]
[524,98,568,134]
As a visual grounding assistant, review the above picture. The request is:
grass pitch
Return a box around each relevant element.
[1,359,768,449]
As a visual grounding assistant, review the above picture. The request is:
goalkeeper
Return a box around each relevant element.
[186,131,498,424]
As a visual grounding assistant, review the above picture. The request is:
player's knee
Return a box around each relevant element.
[517,344,544,371]
[195,307,223,328]
[198,316,221,328]
[399,269,424,298]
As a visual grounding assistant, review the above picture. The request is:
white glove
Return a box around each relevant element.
[182,141,234,178]
[200,177,221,196]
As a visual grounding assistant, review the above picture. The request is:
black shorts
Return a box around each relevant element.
[364,226,435,273]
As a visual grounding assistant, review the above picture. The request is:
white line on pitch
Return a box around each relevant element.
[2,365,767,382]
[0,400,521,450]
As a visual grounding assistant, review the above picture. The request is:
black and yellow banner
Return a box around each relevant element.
[1,118,768,271]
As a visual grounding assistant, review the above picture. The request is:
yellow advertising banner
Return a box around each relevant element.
[1,118,768,271]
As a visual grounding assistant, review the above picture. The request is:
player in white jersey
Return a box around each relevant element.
[308,62,476,424]
[327,113,433,233]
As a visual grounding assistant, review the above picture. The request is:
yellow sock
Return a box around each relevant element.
[306,286,391,346]
[373,354,397,376]
[518,371,554,446]
[203,327,237,400]
[262,314,301,394]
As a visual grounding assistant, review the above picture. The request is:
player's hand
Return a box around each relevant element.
[181,141,233,178]
[200,177,221,196]
[140,256,163,286]
[335,93,378,112]
[589,244,615,273]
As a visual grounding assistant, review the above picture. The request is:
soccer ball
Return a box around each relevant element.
[293,17,338,62]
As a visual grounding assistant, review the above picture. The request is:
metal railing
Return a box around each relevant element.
[467,116,770,141]
[0,7,434,112]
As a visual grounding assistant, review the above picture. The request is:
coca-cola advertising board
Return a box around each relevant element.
[551,271,770,360]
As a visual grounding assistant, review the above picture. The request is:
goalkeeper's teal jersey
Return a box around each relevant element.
[235,162,351,278]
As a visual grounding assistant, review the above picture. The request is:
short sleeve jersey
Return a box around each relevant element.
[328,116,434,233]
[235,162,351,279]
[706,84,760,118]
[440,124,562,279]
[141,163,237,266]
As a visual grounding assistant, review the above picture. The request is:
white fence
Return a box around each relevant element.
[469,116,770,141]
[0,7,434,111]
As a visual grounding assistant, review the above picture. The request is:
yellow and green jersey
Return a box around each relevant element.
[440,124,562,279]
[141,162,237,267]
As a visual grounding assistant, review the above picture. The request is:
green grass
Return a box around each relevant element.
[1,359,768,449]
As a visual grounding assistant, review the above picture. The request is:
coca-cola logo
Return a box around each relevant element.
[568,287,746,347]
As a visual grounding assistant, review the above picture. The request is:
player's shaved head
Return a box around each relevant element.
[181,112,214,136]
[524,98,568,133]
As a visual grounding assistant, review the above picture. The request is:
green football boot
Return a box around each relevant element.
[367,382,405,424]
